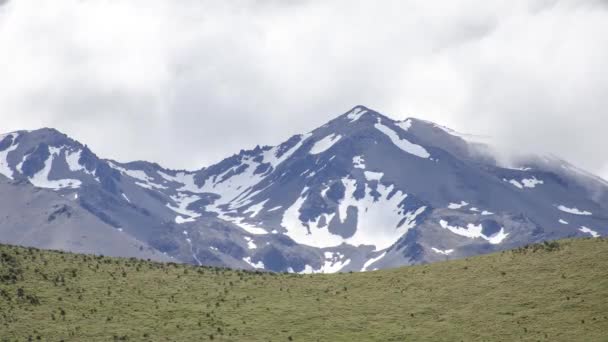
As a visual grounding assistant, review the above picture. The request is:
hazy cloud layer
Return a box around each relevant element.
[0,0,607,179]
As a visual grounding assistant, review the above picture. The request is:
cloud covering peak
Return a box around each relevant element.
[0,0,606,179]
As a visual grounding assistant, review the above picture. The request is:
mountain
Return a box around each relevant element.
[1,238,607,341]
[0,106,607,273]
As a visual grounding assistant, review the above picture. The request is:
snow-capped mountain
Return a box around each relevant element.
[1,106,607,273]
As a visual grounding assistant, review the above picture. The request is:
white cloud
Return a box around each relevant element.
[0,0,606,179]
[600,163,608,181]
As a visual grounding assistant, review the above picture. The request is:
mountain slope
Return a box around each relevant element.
[181,106,608,270]
[0,106,607,272]
[0,238,607,341]
[0,174,171,262]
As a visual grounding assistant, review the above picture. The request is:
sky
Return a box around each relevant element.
[0,0,607,179]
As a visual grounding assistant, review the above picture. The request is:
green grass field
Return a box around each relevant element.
[1,238,607,341]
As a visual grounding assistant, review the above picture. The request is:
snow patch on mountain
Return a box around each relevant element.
[509,177,543,189]
[300,252,351,274]
[353,156,366,169]
[396,119,412,132]
[282,177,426,250]
[243,257,264,269]
[557,205,592,216]
[15,155,26,173]
[0,134,19,179]
[310,134,342,155]
[374,120,430,159]
[64,150,82,171]
[167,194,201,224]
[183,232,202,265]
[157,171,202,193]
[65,149,95,176]
[364,171,384,181]
[109,163,149,182]
[201,158,268,208]
[243,236,257,249]
[29,147,82,190]
[579,226,600,238]
[214,212,269,235]
[244,199,269,218]
[559,219,568,225]
[281,195,342,248]
[509,180,523,189]
[361,251,387,271]
[439,220,508,244]
[202,133,313,213]
[320,252,351,273]
[110,162,167,190]
[346,107,368,122]
[337,178,426,250]
[431,247,454,255]
[263,133,312,168]
[121,193,131,203]
[521,177,543,188]
[448,201,468,209]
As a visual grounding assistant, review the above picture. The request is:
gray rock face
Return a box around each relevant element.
[0,106,606,273]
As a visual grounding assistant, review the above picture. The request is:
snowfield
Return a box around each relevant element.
[579,226,600,238]
[310,134,342,155]
[282,176,426,250]
[360,252,387,271]
[439,220,508,244]
[448,201,469,209]
[508,177,543,189]
[374,120,430,159]
[0,133,19,179]
[431,247,454,255]
[30,147,82,190]
[346,107,368,122]
[557,205,592,216]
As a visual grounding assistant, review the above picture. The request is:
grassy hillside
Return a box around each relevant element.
[1,238,607,341]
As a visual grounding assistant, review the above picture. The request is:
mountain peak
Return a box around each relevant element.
[1,105,608,275]
[333,107,449,136]
[5,127,81,150]
[336,105,389,124]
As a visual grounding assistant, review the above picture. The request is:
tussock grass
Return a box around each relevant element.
[1,238,607,341]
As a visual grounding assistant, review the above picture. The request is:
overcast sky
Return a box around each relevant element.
[0,0,607,179]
